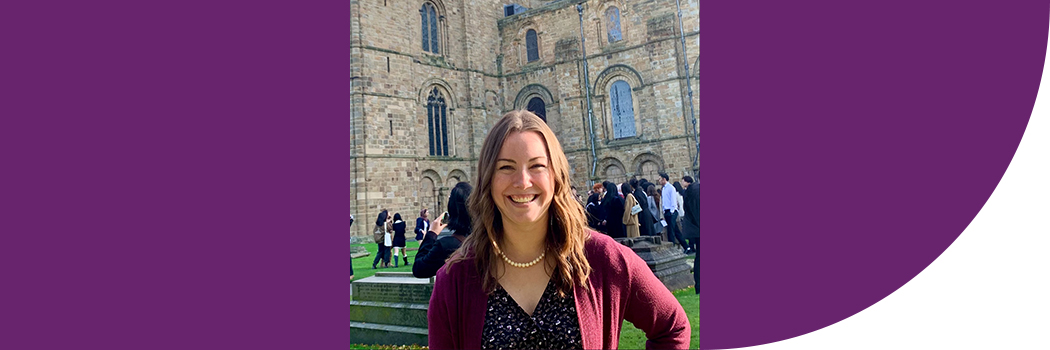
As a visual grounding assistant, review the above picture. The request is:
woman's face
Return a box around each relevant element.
[491,131,554,228]
[422,209,428,219]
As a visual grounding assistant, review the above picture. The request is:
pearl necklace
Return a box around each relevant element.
[492,241,545,268]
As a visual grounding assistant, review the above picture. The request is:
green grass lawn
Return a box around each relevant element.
[351,241,422,280]
[618,286,698,350]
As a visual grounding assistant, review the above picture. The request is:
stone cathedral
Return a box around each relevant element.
[349,0,698,236]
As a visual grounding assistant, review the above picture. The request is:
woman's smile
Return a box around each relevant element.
[508,194,538,204]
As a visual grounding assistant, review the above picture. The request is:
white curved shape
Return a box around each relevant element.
[743,23,1050,350]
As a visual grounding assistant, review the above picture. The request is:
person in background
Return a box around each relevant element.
[660,172,686,252]
[681,175,699,292]
[571,185,586,208]
[412,182,473,279]
[383,214,393,267]
[646,183,664,241]
[372,210,392,269]
[621,182,640,238]
[585,183,603,230]
[672,182,687,250]
[676,178,696,255]
[427,110,689,349]
[599,180,625,238]
[630,178,652,237]
[391,213,408,267]
[415,208,430,242]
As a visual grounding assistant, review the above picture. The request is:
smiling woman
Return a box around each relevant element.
[428,110,691,350]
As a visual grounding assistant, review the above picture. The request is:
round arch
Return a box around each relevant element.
[593,64,644,94]
[513,84,555,109]
[417,78,457,110]
[419,169,442,213]
[598,157,627,184]
[631,153,665,178]
[446,169,469,188]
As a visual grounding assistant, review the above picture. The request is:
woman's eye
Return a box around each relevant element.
[531,164,546,169]
[499,165,513,170]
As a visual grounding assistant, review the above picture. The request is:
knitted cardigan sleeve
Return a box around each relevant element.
[617,240,692,349]
[428,263,457,350]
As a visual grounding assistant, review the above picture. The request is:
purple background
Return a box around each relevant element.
[1,0,1044,349]
[697,0,1046,348]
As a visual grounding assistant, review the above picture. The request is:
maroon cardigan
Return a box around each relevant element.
[428,232,691,349]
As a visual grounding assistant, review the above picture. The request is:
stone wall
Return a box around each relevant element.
[497,0,699,187]
[350,0,699,236]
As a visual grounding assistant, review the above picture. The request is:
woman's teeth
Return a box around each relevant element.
[510,195,536,203]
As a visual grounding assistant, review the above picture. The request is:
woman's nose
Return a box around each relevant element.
[512,168,532,188]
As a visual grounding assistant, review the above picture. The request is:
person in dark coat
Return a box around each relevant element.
[372,210,391,269]
[391,213,408,267]
[681,176,699,293]
[414,208,430,241]
[599,181,626,238]
[585,183,603,230]
[645,183,664,240]
[631,178,653,237]
[413,181,473,278]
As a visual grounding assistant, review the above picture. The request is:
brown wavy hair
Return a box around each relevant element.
[446,110,591,297]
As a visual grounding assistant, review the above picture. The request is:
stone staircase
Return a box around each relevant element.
[349,272,433,346]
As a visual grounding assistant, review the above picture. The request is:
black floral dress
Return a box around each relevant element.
[481,280,583,350]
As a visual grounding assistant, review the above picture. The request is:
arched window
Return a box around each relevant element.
[427,88,449,156]
[526,97,546,122]
[610,80,636,138]
[420,3,439,54]
[525,29,539,62]
[606,7,622,43]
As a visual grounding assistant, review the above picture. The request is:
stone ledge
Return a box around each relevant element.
[349,321,428,346]
[349,301,429,328]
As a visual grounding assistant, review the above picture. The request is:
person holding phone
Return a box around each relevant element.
[428,111,689,349]
[412,181,473,278]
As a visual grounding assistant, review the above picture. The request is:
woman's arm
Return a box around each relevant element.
[412,231,443,278]
[413,216,449,278]
[620,244,691,349]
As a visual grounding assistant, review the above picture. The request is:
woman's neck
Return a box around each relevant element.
[499,213,549,262]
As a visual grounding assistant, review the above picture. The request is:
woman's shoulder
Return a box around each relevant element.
[434,251,477,282]
[584,231,636,274]
[584,231,620,251]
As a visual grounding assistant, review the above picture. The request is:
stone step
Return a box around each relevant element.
[349,321,428,346]
[352,275,434,304]
[348,300,429,328]
[374,271,415,277]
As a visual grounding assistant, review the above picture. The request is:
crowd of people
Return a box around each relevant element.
[358,172,698,275]
[580,173,699,255]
